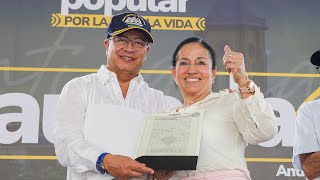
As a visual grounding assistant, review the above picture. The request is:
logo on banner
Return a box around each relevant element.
[51,0,205,31]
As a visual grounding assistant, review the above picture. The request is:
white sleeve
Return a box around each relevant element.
[150,89,181,112]
[233,87,278,145]
[292,102,320,170]
[53,78,104,173]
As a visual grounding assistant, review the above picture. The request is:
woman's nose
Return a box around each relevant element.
[186,64,197,74]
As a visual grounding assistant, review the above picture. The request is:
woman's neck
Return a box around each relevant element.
[182,91,212,107]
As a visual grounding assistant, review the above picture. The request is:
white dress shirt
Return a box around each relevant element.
[293,99,320,180]
[54,65,180,180]
[170,88,278,179]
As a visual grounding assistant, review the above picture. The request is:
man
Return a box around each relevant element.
[293,50,320,180]
[54,12,180,180]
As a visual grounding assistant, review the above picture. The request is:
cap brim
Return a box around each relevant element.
[109,26,154,43]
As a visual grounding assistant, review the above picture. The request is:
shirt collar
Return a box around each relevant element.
[192,92,223,105]
[177,90,228,111]
[97,65,144,85]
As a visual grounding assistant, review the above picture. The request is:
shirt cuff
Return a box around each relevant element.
[237,87,265,117]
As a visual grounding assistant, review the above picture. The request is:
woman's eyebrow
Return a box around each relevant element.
[179,56,206,60]
[196,56,207,60]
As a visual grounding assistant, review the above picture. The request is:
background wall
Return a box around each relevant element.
[1,0,320,179]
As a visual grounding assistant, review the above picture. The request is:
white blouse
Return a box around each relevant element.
[170,89,278,179]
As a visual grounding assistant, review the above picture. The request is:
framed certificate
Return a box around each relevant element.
[84,104,204,171]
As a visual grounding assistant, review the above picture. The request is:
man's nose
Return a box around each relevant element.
[124,41,135,52]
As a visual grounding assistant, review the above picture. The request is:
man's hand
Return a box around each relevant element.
[222,45,247,86]
[103,154,154,179]
[154,170,174,180]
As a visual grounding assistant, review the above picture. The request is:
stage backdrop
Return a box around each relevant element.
[1,0,320,179]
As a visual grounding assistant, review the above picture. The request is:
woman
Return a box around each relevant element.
[161,37,277,180]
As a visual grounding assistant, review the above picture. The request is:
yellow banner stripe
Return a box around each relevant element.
[246,158,292,163]
[145,16,205,31]
[0,155,291,163]
[0,156,57,160]
[0,67,97,73]
[52,14,111,28]
[246,72,320,78]
[304,87,320,103]
[51,14,205,31]
[1,67,320,78]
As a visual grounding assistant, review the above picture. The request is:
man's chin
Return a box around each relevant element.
[119,67,140,75]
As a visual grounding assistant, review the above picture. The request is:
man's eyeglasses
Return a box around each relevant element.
[111,36,149,50]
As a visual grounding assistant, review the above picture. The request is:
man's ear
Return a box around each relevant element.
[142,46,151,62]
[104,39,109,52]
[146,45,150,53]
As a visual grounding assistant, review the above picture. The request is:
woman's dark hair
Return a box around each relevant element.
[172,37,216,69]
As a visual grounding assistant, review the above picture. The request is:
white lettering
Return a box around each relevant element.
[42,94,59,143]
[276,165,305,177]
[0,93,40,144]
[259,98,296,147]
[178,0,188,12]
[296,169,305,177]
[83,0,104,11]
[0,93,299,147]
[148,0,160,12]
[60,0,188,16]
[61,0,83,15]
[104,0,126,17]
[158,0,177,12]
[127,0,147,12]
[276,165,289,176]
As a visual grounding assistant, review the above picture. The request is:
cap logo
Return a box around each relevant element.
[107,13,153,43]
[123,15,144,27]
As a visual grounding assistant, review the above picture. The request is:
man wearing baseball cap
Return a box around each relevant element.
[293,50,320,180]
[54,12,180,180]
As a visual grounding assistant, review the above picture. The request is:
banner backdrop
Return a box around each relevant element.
[1,0,320,179]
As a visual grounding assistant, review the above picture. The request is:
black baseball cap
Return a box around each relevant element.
[106,12,154,43]
[311,50,320,66]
